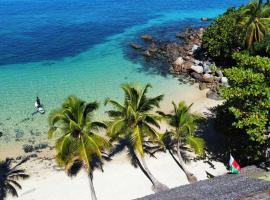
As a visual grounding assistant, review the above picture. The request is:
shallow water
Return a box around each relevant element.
[0,0,248,151]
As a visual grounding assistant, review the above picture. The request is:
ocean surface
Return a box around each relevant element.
[0,0,248,150]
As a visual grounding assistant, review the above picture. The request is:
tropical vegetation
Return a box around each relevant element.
[105,83,169,192]
[158,102,205,183]
[215,53,270,164]
[48,96,110,200]
[202,0,270,165]
[0,158,29,200]
[202,0,270,64]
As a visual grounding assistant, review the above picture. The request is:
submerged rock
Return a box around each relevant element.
[15,129,24,139]
[141,34,153,41]
[0,132,3,137]
[34,143,48,150]
[130,43,142,49]
[23,144,34,153]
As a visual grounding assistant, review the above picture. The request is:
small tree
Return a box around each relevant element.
[105,83,169,192]
[216,53,270,164]
[158,102,205,183]
[48,96,110,200]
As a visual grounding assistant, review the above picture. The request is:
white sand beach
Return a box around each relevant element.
[5,85,227,200]
[15,151,227,200]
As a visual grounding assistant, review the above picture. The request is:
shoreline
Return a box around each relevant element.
[5,83,226,200]
[0,83,221,159]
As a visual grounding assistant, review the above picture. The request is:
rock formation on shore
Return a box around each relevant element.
[129,29,228,99]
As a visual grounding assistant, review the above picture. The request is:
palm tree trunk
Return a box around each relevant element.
[131,149,155,185]
[168,148,183,169]
[88,173,97,200]
[140,155,169,192]
[176,140,197,183]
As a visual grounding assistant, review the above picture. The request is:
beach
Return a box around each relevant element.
[4,85,227,200]
[0,1,251,200]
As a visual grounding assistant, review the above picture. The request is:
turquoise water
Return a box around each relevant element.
[0,1,248,150]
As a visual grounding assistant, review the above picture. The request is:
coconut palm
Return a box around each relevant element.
[48,96,109,200]
[0,158,29,200]
[240,1,270,47]
[158,101,205,183]
[105,83,169,192]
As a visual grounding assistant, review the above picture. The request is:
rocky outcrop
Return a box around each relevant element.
[129,27,227,100]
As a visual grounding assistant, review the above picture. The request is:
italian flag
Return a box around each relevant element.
[229,154,241,174]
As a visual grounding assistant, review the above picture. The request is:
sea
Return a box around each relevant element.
[0,0,248,152]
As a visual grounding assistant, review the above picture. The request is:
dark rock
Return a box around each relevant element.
[6,117,11,121]
[130,43,142,50]
[29,153,38,158]
[15,129,24,139]
[190,72,203,81]
[199,83,207,90]
[141,34,153,41]
[23,144,34,153]
[16,156,22,160]
[34,143,48,150]
[206,90,220,100]
[20,117,30,123]
[0,132,3,137]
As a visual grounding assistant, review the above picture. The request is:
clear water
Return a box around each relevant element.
[0,0,248,149]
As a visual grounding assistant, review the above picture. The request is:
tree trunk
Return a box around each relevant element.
[88,173,97,200]
[176,140,197,183]
[140,155,169,192]
[131,149,155,185]
[168,149,183,170]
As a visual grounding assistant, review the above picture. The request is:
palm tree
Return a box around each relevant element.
[158,101,205,183]
[0,158,29,199]
[240,1,270,47]
[105,83,169,192]
[48,96,110,200]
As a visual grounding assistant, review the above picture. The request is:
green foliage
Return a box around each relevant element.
[251,35,270,56]
[202,8,244,62]
[216,53,270,164]
[239,1,270,48]
[48,95,109,175]
[158,101,205,157]
[202,1,270,62]
[105,83,163,158]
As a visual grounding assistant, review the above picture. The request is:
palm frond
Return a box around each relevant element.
[187,135,205,157]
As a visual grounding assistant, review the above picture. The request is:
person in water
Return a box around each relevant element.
[36,96,41,108]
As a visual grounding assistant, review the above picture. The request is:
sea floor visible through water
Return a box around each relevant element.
[0,0,248,158]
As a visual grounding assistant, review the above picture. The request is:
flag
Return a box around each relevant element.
[229,154,241,174]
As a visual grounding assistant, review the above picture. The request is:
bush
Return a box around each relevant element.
[202,8,245,64]
[250,35,270,57]
[215,53,270,165]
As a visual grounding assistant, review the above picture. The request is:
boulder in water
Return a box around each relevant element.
[130,43,142,49]
[141,34,153,41]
